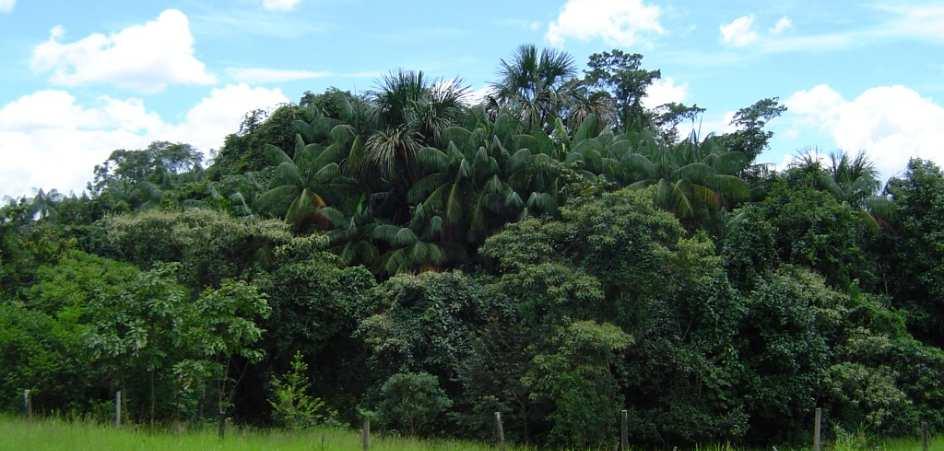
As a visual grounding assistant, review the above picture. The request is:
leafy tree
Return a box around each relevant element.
[377,372,453,436]
[524,321,632,448]
[729,181,877,290]
[720,98,786,162]
[880,159,944,345]
[269,351,338,429]
[583,49,661,129]
[82,261,191,423]
[187,280,270,422]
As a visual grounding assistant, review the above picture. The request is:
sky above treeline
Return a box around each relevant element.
[1,0,943,198]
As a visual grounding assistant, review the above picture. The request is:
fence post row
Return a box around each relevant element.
[494,411,505,450]
[813,407,822,451]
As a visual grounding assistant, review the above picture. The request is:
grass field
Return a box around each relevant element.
[1,416,941,450]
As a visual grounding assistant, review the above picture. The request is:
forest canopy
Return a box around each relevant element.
[2,44,943,449]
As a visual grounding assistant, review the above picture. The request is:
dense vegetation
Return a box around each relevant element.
[2,45,943,449]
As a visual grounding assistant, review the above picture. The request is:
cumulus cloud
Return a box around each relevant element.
[0,85,288,198]
[165,84,288,152]
[31,9,216,92]
[786,84,944,178]
[545,0,663,47]
[642,77,688,109]
[720,15,759,47]
[770,17,793,34]
[261,0,301,11]
[0,0,15,13]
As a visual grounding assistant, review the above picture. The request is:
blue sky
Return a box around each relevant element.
[2,0,944,198]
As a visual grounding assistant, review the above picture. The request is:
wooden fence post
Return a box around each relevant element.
[115,390,122,427]
[813,407,822,451]
[217,410,225,439]
[361,416,370,451]
[494,412,505,449]
[23,389,31,419]
[922,421,929,451]
[620,409,628,451]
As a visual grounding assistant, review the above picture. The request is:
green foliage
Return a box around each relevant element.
[378,372,453,436]
[733,182,877,289]
[525,321,632,448]
[99,208,292,287]
[5,44,944,451]
[881,159,944,345]
[269,351,338,429]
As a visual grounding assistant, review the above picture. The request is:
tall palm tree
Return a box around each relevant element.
[366,71,468,186]
[827,151,881,208]
[491,45,576,131]
[787,149,880,208]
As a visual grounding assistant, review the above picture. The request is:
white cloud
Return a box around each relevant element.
[164,84,288,152]
[643,77,688,108]
[770,17,793,34]
[786,84,944,179]
[226,67,332,84]
[0,85,287,198]
[465,85,494,105]
[262,0,300,11]
[720,15,759,47]
[723,4,944,54]
[545,0,663,47]
[31,9,216,92]
[0,0,15,14]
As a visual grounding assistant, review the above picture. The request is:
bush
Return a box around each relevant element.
[377,372,452,436]
[269,351,338,429]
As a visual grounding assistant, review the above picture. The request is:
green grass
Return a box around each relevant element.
[0,416,530,451]
[1,416,942,450]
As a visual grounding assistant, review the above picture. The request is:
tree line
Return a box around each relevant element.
[2,44,944,449]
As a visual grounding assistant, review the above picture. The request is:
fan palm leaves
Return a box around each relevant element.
[828,151,881,208]
[492,45,577,131]
[371,202,450,274]
[568,127,749,219]
[322,198,382,269]
[788,149,880,208]
[408,131,551,243]
[256,134,354,230]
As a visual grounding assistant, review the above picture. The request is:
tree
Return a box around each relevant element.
[187,280,270,424]
[377,372,452,436]
[583,49,661,129]
[492,45,576,131]
[524,321,632,448]
[881,159,944,345]
[83,261,192,423]
[269,351,338,429]
[721,98,786,162]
